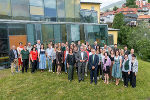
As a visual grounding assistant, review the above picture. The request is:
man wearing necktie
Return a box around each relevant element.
[76,46,88,83]
[89,48,99,85]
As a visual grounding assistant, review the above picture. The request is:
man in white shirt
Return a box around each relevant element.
[76,46,88,83]
[27,42,32,68]
[36,40,41,69]
[17,42,23,72]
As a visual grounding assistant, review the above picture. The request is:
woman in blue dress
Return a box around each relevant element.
[112,50,122,86]
[38,44,46,72]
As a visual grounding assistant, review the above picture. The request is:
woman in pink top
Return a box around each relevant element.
[103,52,111,84]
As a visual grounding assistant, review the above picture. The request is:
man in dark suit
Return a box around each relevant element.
[76,46,88,83]
[124,45,130,55]
[9,45,18,74]
[89,48,99,85]
[93,41,98,50]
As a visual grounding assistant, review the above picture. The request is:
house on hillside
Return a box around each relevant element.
[100,11,115,24]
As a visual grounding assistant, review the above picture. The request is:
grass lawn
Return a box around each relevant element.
[0,59,150,100]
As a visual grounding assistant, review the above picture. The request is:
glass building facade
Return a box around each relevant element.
[0,0,108,65]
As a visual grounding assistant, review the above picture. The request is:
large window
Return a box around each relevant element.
[65,0,75,22]
[30,0,44,21]
[54,25,62,43]
[67,24,80,43]
[42,24,54,43]
[35,24,42,41]
[70,24,80,42]
[57,0,65,22]
[0,24,9,57]
[27,24,35,45]
[75,0,80,22]
[11,0,30,20]
[0,0,11,19]
[61,24,67,43]
[80,9,98,23]
[8,24,26,35]
[30,0,43,6]
[44,0,57,21]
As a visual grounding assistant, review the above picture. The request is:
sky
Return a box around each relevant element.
[100,0,122,8]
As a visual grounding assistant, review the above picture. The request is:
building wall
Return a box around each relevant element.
[80,3,100,23]
[108,30,118,44]
[101,15,115,23]
[0,0,80,22]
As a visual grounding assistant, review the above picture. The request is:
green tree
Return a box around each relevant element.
[127,21,150,61]
[113,6,118,11]
[112,13,125,29]
[126,0,138,8]
[148,0,150,3]
[118,25,132,45]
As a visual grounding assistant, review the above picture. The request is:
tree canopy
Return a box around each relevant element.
[112,13,125,29]
[126,0,138,8]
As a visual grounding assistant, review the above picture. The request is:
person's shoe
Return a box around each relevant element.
[124,86,128,88]
[95,83,97,85]
[85,74,87,77]
[100,75,102,78]
[90,82,93,84]
[53,72,55,73]
[97,77,99,80]
[79,80,81,83]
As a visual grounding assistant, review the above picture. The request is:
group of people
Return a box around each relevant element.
[9,40,138,88]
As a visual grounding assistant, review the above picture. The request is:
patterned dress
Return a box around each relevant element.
[39,49,46,69]
[112,56,122,78]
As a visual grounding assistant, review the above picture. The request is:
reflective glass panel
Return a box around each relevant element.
[30,0,43,6]
[27,24,35,45]
[11,0,29,20]
[30,6,44,15]
[54,25,61,43]
[75,0,80,22]
[70,24,80,42]
[65,0,75,22]
[57,0,65,22]
[0,0,11,19]
[44,0,57,21]
[8,24,26,35]
[42,24,54,43]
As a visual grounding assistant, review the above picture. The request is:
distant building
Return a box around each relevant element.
[136,0,148,8]
[100,11,115,23]
[116,7,138,15]
[80,0,101,23]
[108,28,120,45]
[137,15,150,21]
[116,7,138,25]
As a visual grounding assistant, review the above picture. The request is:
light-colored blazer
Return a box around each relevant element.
[130,59,138,73]
[76,51,88,67]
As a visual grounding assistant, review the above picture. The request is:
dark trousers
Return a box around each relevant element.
[97,64,102,77]
[36,58,39,70]
[22,59,29,73]
[76,63,78,73]
[130,71,136,88]
[53,59,57,72]
[123,72,129,87]
[31,60,37,73]
[68,65,74,81]
[78,64,85,81]
[90,69,97,84]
